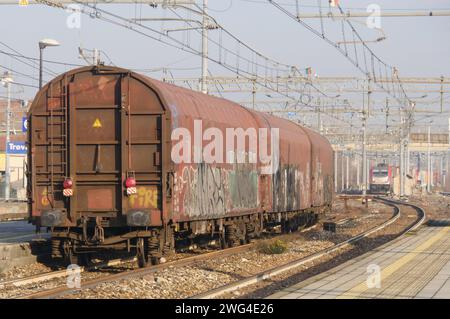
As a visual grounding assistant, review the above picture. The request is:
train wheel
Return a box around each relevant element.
[253,217,263,239]
[63,241,80,266]
[245,222,255,243]
[281,220,290,234]
[79,254,93,267]
[225,225,239,247]
[148,234,161,266]
[162,227,175,256]
[239,222,249,245]
[220,231,229,249]
[51,238,63,259]
[136,238,149,268]
[150,257,160,265]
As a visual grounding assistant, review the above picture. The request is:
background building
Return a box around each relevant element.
[0,98,29,200]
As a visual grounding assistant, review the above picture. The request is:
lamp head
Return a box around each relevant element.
[39,38,60,49]
[1,71,13,87]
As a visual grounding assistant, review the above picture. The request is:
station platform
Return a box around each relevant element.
[0,202,28,222]
[0,220,48,244]
[0,221,49,273]
[269,221,450,299]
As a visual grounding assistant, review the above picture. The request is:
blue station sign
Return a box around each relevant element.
[6,141,27,155]
[22,117,28,132]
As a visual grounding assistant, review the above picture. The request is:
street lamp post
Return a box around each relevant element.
[334,149,338,192]
[200,0,208,94]
[39,39,60,90]
[1,72,13,201]
[362,112,367,196]
[427,124,432,193]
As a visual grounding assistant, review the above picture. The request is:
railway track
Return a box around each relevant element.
[0,257,135,289]
[9,198,399,299]
[191,197,426,299]
[17,243,256,299]
[11,222,323,299]
[0,221,327,291]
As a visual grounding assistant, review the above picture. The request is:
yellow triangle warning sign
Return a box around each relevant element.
[92,118,102,128]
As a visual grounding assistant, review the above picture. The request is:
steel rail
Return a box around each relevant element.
[18,243,255,299]
[191,198,425,299]
[0,257,135,288]
[17,223,323,299]
[14,202,395,299]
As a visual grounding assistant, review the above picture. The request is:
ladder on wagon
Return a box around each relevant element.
[45,76,70,204]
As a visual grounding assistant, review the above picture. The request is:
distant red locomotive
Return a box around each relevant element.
[369,163,393,194]
[27,66,334,267]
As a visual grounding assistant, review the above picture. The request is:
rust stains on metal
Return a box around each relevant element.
[27,65,334,265]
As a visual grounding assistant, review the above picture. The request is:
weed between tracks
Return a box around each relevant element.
[257,239,288,255]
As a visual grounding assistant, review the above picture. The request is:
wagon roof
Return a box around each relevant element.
[30,65,331,146]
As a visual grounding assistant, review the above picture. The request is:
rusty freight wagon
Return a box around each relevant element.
[27,66,334,267]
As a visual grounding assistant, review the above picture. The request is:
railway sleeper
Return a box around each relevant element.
[47,208,324,268]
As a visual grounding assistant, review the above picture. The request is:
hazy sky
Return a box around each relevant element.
[0,0,449,132]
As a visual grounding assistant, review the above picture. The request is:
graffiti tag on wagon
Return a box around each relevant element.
[41,188,50,206]
[129,187,158,209]
[181,164,227,218]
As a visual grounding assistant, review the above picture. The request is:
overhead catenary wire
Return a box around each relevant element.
[9,81,40,89]
[241,0,450,12]
[5,0,387,130]
[0,49,84,68]
[37,0,353,125]
[0,63,40,82]
[173,3,339,101]
[268,0,411,107]
[0,1,445,147]
[0,41,59,76]
[169,4,355,125]
[0,45,84,86]
[266,0,421,144]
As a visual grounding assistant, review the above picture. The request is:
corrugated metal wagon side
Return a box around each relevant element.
[27,65,334,267]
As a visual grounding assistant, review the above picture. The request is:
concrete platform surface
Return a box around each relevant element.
[0,202,28,221]
[268,221,450,299]
[0,220,48,243]
[0,221,50,273]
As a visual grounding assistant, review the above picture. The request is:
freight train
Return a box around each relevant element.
[369,163,393,194]
[27,66,334,267]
